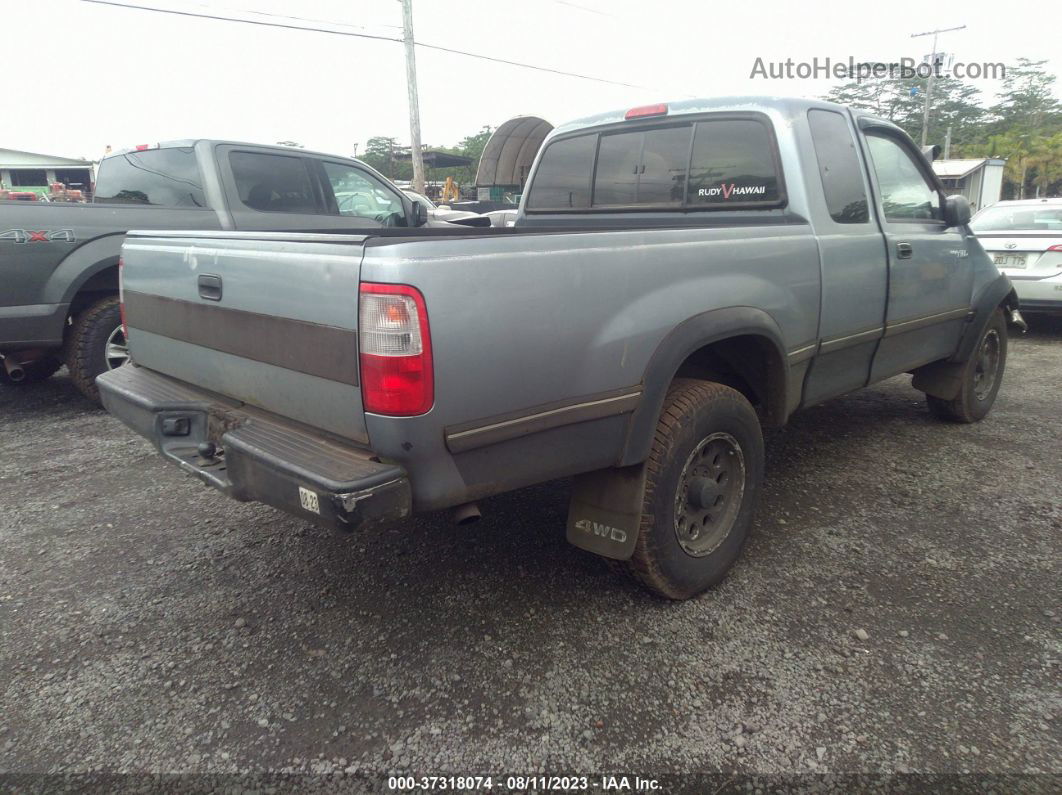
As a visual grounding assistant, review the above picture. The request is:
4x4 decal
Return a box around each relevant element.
[0,229,76,244]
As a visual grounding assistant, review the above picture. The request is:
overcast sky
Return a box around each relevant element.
[6,0,1060,162]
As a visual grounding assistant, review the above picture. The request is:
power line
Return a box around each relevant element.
[550,0,615,17]
[80,0,659,91]
[160,0,402,33]
[82,1,401,43]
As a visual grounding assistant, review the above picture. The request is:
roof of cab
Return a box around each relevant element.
[102,139,362,163]
[550,95,854,137]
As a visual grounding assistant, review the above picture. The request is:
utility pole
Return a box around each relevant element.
[911,24,965,148]
[401,0,426,195]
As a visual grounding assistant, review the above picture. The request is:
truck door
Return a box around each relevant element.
[859,124,974,380]
[800,108,888,406]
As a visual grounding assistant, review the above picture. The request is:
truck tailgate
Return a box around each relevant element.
[119,231,369,443]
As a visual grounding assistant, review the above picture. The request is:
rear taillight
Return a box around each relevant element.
[359,282,433,415]
[1047,244,1062,252]
[118,256,127,338]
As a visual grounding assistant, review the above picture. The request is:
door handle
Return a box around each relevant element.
[896,242,913,259]
[198,274,222,301]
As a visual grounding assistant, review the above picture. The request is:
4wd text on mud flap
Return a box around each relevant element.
[574,518,627,543]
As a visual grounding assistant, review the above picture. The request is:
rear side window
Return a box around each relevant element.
[687,120,781,206]
[593,126,690,207]
[526,113,783,212]
[229,151,319,214]
[94,147,205,207]
[525,134,596,209]
[807,110,869,223]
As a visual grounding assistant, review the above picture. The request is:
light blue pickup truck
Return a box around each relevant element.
[98,97,1023,599]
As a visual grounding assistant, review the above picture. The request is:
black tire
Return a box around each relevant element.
[0,356,62,385]
[927,309,1007,423]
[67,295,127,406]
[617,378,765,600]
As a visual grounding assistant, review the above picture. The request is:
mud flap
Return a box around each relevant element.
[911,359,965,400]
[566,463,646,560]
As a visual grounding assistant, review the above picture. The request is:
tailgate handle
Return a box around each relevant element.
[198,274,223,301]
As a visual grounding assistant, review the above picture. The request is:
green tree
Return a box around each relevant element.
[961,59,1062,197]
[1028,132,1062,197]
[824,72,984,148]
[825,58,1062,199]
[824,74,920,134]
[993,58,1062,135]
[360,136,412,181]
[360,136,394,173]
[925,79,986,151]
[967,130,1034,198]
[457,126,493,164]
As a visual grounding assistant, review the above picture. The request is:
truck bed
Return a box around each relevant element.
[112,220,819,513]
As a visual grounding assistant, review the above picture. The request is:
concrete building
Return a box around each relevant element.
[931,158,1006,213]
[0,148,95,197]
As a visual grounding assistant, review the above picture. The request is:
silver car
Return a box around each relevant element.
[971,197,1062,313]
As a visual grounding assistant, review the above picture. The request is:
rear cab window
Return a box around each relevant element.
[228,151,320,214]
[593,126,690,207]
[525,134,596,209]
[93,147,206,207]
[807,109,870,224]
[526,112,785,213]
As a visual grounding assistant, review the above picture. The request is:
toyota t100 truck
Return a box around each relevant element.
[98,97,1023,599]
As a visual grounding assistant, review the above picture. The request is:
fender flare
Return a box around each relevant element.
[951,273,1018,364]
[618,306,788,466]
[43,233,125,307]
[912,274,1018,400]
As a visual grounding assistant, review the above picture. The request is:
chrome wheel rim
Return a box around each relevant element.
[105,325,129,370]
[972,329,1000,402]
[674,431,745,557]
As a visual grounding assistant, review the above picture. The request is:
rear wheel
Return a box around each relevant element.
[0,356,62,386]
[927,309,1007,423]
[67,295,127,405]
[617,379,764,600]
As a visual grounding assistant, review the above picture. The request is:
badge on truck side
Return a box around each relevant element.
[0,229,76,243]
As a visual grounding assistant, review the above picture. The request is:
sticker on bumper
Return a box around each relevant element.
[298,486,321,515]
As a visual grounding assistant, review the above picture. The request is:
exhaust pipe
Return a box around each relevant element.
[452,502,482,525]
[1,356,25,383]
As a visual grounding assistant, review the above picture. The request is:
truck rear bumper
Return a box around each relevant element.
[97,365,411,532]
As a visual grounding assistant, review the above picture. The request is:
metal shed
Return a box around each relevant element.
[475,116,553,201]
[932,158,1006,213]
[0,148,95,198]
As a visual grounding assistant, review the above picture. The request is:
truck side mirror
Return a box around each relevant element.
[410,200,426,227]
[944,194,971,228]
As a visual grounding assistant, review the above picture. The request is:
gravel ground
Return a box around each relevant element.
[1,318,1060,788]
